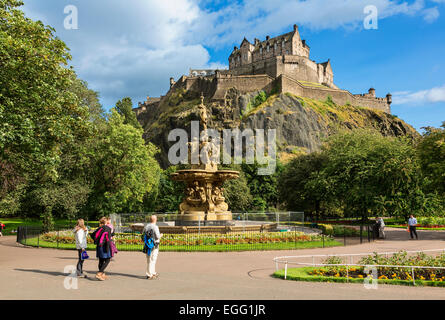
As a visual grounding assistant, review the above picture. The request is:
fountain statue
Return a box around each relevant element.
[170,94,239,225]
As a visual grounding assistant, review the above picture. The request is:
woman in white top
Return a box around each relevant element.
[74,219,88,277]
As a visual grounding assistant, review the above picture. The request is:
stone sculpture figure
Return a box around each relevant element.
[170,93,239,222]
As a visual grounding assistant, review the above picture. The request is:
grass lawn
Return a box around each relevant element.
[20,236,342,252]
[386,224,445,231]
[0,218,99,235]
[273,267,445,287]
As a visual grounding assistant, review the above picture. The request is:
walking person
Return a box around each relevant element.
[106,217,118,258]
[143,215,162,280]
[0,222,4,237]
[378,217,385,239]
[74,219,88,278]
[92,217,113,281]
[408,215,419,240]
[372,218,380,239]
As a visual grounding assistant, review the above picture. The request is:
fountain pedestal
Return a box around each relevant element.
[170,93,240,225]
[171,169,239,224]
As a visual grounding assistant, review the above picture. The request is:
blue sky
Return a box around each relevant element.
[22,0,445,131]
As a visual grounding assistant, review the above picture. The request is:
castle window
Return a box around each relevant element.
[260,47,263,54]
[286,50,289,55]
[267,45,270,52]
[282,40,285,47]
[274,43,277,51]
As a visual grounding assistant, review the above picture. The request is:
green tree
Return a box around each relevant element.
[240,160,283,212]
[85,109,160,216]
[319,130,422,219]
[115,97,141,129]
[222,166,253,212]
[417,123,445,195]
[147,166,184,213]
[0,1,93,228]
[278,152,332,218]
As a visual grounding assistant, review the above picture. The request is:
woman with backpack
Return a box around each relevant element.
[92,217,113,281]
[74,219,88,278]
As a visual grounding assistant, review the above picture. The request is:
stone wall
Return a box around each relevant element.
[170,73,390,113]
[279,75,390,113]
[212,74,275,100]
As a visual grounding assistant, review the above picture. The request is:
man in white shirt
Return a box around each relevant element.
[408,215,418,240]
[143,215,162,279]
[378,217,385,239]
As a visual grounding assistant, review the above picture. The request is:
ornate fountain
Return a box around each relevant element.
[170,94,239,225]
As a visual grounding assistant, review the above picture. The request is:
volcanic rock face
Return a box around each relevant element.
[136,89,418,168]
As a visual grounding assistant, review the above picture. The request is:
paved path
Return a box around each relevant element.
[1,228,445,300]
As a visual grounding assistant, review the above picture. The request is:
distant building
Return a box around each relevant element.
[138,25,392,113]
[228,25,336,89]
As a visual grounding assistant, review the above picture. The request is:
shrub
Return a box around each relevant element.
[318,224,334,235]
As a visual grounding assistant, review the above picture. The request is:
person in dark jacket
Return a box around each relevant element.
[93,217,113,281]
[373,218,381,239]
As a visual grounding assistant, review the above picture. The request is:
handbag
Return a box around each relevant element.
[81,250,89,260]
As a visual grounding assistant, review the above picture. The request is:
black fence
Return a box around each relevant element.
[16,215,377,252]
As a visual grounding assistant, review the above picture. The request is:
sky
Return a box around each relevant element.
[21,0,445,131]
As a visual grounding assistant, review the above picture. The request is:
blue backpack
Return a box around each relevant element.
[142,230,155,256]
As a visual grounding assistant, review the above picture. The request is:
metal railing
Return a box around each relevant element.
[274,248,445,284]
[15,213,378,252]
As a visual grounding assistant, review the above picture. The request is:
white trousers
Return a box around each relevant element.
[146,247,159,277]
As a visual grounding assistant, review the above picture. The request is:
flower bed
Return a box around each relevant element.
[40,230,329,247]
[386,217,445,230]
[274,251,445,287]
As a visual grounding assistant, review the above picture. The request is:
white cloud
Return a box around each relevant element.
[422,6,440,22]
[392,84,445,105]
[185,0,440,47]
[21,0,443,107]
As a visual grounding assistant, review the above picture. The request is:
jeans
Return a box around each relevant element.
[98,258,110,273]
[77,249,84,276]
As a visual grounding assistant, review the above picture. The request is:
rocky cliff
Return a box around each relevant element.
[136,88,419,168]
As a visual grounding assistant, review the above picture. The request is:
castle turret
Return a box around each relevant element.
[386,93,392,105]
[368,88,376,97]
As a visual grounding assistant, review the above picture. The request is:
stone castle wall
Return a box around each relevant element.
[228,55,334,89]
[279,75,390,113]
[171,73,390,113]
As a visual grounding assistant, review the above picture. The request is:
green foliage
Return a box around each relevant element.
[115,97,141,129]
[241,160,284,212]
[85,109,160,216]
[279,129,440,219]
[147,166,184,212]
[222,166,253,212]
[323,255,343,265]
[278,152,332,217]
[417,123,445,196]
[241,91,268,119]
[0,0,95,220]
[325,95,335,106]
[318,224,333,236]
